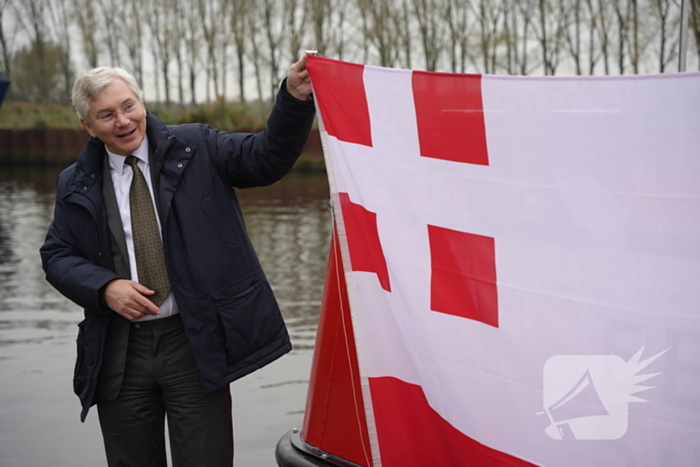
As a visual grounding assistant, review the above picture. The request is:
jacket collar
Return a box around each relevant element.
[144,111,175,165]
[66,137,107,203]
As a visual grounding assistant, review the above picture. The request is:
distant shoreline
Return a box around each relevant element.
[0,128,325,171]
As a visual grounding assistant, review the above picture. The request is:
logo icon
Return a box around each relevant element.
[540,347,668,440]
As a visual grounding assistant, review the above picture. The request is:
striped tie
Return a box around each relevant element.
[125,155,171,306]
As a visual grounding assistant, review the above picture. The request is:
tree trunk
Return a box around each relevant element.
[539,0,549,74]
[153,48,160,103]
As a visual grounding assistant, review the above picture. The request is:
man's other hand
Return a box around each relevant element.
[104,279,161,321]
[286,54,313,101]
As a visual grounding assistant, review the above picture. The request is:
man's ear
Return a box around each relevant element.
[80,119,97,138]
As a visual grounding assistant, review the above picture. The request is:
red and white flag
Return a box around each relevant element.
[307,56,700,467]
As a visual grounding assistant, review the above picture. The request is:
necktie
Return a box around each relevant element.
[125,155,171,306]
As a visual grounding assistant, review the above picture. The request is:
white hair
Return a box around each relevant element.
[72,67,143,122]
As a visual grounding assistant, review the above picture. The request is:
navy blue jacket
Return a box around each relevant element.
[40,87,315,421]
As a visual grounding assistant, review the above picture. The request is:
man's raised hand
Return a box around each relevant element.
[286,54,313,101]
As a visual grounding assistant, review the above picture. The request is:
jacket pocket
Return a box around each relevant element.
[213,272,283,364]
[73,320,87,397]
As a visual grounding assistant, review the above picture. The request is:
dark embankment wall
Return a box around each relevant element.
[0,129,90,165]
[0,128,324,170]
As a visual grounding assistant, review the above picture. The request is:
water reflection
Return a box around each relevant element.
[0,167,331,466]
[0,177,79,353]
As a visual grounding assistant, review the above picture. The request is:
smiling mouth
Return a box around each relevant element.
[118,128,137,138]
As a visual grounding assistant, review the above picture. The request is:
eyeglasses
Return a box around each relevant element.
[95,102,140,123]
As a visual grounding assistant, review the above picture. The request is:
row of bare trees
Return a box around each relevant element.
[2,0,698,104]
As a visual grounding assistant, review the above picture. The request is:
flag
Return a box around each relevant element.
[307,56,700,467]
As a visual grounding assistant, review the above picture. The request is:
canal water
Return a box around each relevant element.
[0,167,332,466]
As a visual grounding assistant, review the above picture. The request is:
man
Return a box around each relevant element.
[40,56,315,466]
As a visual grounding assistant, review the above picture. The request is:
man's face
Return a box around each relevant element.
[80,78,147,156]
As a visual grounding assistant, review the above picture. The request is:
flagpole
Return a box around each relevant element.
[679,0,690,72]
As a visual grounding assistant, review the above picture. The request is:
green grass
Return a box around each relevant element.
[0,99,275,132]
[0,99,325,171]
[0,101,83,130]
[148,98,272,132]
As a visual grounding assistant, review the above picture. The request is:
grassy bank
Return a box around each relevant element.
[0,99,275,132]
[0,101,83,130]
[0,100,325,170]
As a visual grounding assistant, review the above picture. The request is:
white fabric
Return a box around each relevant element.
[107,135,178,320]
[322,67,700,466]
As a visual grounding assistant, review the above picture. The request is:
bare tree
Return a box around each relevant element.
[582,0,600,73]
[72,0,99,68]
[331,0,351,59]
[395,0,412,68]
[179,0,200,104]
[536,0,550,73]
[513,0,538,74]
[502,0,516,73]
[173,0,186,104]
[691,0,700,69]
[146,0,180,105]
[471,0,504,73]
[228,0,251,102]
[308,0,330,54]
[120,0,144,92]
[631,0,641,72]
[0,0,17,78]
[259,0,285,97]
[587,0,612,73]
[8,0,698,106]
[96,0,121,66]
[559,0,584,74]
[357,0,402,67]
[531,0,568,74]
[610,0,632,73]
[248,1,265,102]
[219,3,229,99]
[47,0,73,99]
[198,0,224,101]
[149,20,161,102]
[358,1,370,63]
[307,0,351,59]
[654,0,678,72]
[444,0,471,73]
[285,0,308,64]
[411,0,444,70]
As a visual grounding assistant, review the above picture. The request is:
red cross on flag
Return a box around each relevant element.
[306,56,700,467]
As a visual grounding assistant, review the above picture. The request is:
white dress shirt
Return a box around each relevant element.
[107,135,178,321]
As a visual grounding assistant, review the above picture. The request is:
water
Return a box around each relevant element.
[0,167,331,466]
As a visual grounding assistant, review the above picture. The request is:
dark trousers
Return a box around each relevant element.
[97,314,233,467]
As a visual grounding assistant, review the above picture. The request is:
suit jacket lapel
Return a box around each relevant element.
[102,153,130,279]
[148,139,164,218]
[97,153,132,403]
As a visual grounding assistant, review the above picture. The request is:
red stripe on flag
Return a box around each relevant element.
[339,193,391,292]
[412,71,489,165]
[370,377,535,466]
[429,225,498,327]
[307,56,373,147]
